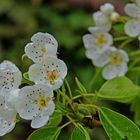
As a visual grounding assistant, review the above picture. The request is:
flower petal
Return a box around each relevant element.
[31,32,58,48]
[102,63,128,80]
[29,57,67,89]
[100,3,114,15]
[31,115,49,128]
[25,43,43,63]
[125,3,140,18]
[93,11,111,32]
[0,61,22,93]
[83,34,96,49]
[29,63,45,84]
[124,20,140,37]
[16,100,38,120]
[92,51,111,67]
[43,100,55,116]
[0,118,16,136]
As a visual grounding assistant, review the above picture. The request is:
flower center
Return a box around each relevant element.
[41,47,46,53]
[37,96,50,108]
[45,69,58,85]
[95,34,107,47]
[110,54,122,64]
[41,47,47,62]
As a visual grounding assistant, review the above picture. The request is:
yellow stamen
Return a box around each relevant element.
[110,54,122,64]
[95,34,107,47]
[37,96,50,108]
[45,70,58,85]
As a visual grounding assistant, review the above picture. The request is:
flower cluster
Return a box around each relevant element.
[124,0,140,40]
[83,3,129,80]
[0,32,67,136]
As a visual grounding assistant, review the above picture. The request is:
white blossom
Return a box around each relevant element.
[25,32,58,63]
[83,27,113,59]
[0,61,22,94]
[29,56,67,90]
[93,3,120,32]
[92,47,129,80]
[15,84,55,128]
[124,1,140,39]
[0,94,17,136]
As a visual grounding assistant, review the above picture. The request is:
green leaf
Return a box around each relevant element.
[27,127,61,140]
[113,23,124,33]
[47,110,62,127]
[75,77,87,93]
[131,96,140,126]
[98,77,140,103]
[71,124,90,140]
[99,107,140,140]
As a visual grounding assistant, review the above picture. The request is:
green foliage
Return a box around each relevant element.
[27,127,61,140]
[99,107,140,140]
[98,77,140,103]
[131,96,140,126]
[47,110,63,127]
[71,124,90,140]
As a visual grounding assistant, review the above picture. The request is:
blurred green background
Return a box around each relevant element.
[0,0,129,140]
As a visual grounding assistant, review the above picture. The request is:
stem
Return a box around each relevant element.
[129,50,140,57]
[92,91,99,105]
[78,104,99,110]
[73,93,96,100]
[65,79,73,98]
[60,121,72,129]
[118,38,135,49]
[66,115,77,126]
[58,90,75,112]
[89,68,102,90]
[113,36,129,42]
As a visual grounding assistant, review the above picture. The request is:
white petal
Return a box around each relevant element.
[45,44,58,57]
[124,20,140,37]
[0,61,20,72]
[0,68,22,93]
[102,33,113,46]
[83,34,96,49]
[102,63,128,80]
[0,110,16,136]
[31,32,58,48]
[0,118,15,136]
[93,11,111,32]
[0,95,6,111]
[100,3,114,15]
[43,100,55,116]
[88,27,105,35]
[55,59,67,79]
[31,101,55,128]
[29,63,45,84]
[33,84,54,98]
[7,89,20,107]
[15,99,38,120]
[25,43,43,63]
[117,50,129,62]
[125,3,140,18]
[88,27,113,45]
[31,115,49,128]
[92,51,111,67]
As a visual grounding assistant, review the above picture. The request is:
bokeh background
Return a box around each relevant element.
[0,0,130,140]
